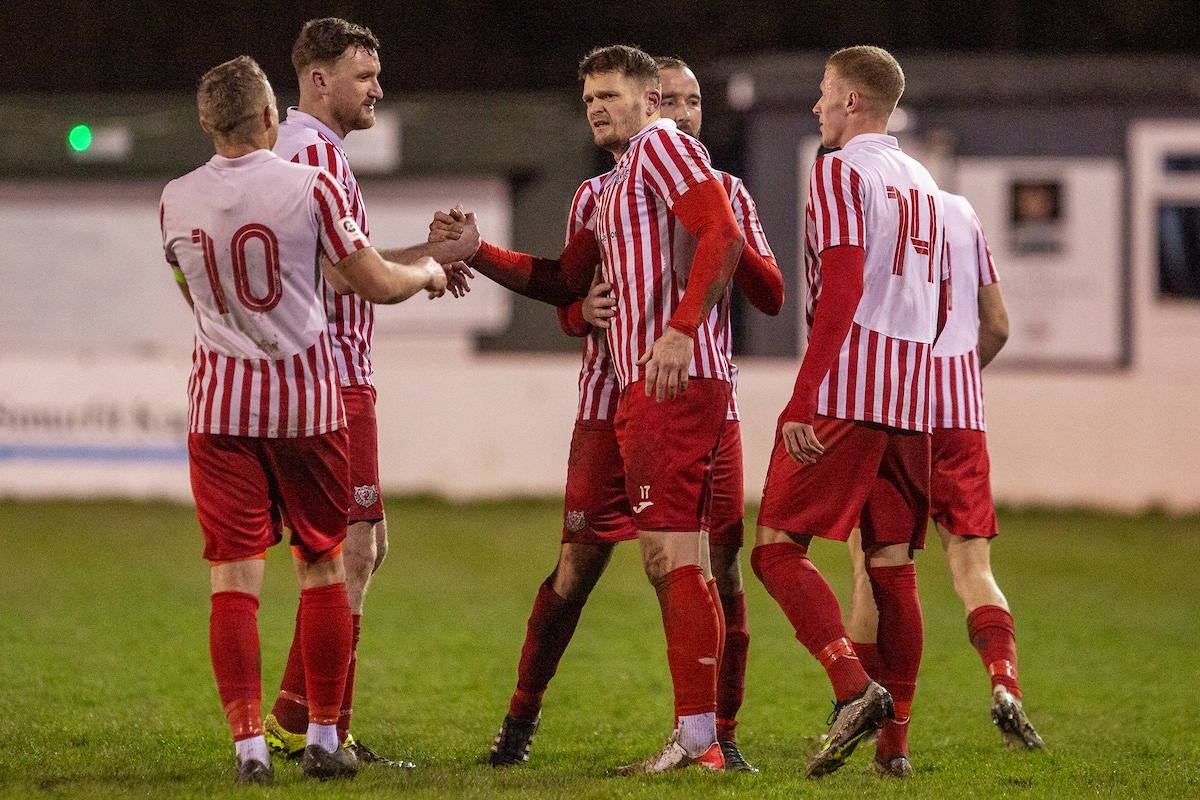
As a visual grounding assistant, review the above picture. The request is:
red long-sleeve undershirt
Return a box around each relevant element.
[734,248,784,316]
[467,227,600,308]
[667,179,745,338]
[780,245,865,426]
[557,229,783,339]
[556,302,590,337]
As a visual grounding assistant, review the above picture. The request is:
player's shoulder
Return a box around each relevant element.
[939,190,972,212]
[643,121,709,156]
[576,171,611,198]
[275,118,345,166]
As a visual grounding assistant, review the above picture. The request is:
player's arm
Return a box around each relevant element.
[729,183,784,315]
[557,303,589,337]
[326,247,448,304]
[734,248,784,316]
[430,210,599,307]
[168,262,194,309]
[977,282,1010,367]
[778,244,864,463]
[638,179,745,402]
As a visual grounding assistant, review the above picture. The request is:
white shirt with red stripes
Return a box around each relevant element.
[160,149,369,437]
[274,108,374,388]
[591,118,735,390]
[804,133,947,433]
[930,191,999,431]
[571,161,774,422]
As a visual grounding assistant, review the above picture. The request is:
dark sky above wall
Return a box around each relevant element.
[10,0,1200,94]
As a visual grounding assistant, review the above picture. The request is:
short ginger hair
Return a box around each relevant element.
[826,46,905,114]
[197,55,274,140]
[291,17,380,76]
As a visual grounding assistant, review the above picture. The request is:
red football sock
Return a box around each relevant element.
[336,614,362,743]
[868,563,923,759]
[210,591,263,742]
[877,706,912,761]
[508,578,586,721]
[716,589,749,742]
[300,583,353,726]
[967,605,1021,698]
[852,640,884,681]
[271,605,308,735]
[654,565,720,718]
[707,579,726,681]
[751,542,868,701]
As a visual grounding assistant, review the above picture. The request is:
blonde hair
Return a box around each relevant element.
[826,46,905,114]
[197,55,274,140]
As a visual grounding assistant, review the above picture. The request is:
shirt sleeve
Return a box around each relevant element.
[972,209,999,286]
[808,155,866,253]
[566,178,600,244]
[159,195,178,267]
[726,176,775,259]
[311,170,370,264]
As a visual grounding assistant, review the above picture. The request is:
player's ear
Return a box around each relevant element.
[309,67,330,95]
[646,87,662,116]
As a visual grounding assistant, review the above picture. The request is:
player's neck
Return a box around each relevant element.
[297,100,350,141]
[837,117,889,147]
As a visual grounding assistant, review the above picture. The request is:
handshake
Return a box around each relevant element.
[426,205,482,299]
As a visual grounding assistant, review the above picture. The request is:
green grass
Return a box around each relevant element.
[1,498,1198,798]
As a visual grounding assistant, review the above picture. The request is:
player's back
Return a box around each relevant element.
[930,191,999,431]
[935,192,996,359]
[161,150,332,362]
[822,133,945,346]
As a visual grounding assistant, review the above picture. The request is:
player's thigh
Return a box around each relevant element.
[708,417,745,549]
[930,427,998,538]
[263,429,352,563]
[860,429,932,552]
[341,384,384,524]
[615,379,729,533]
[757,416,888,542]
[189,433,282,561]
[562,418,637,544]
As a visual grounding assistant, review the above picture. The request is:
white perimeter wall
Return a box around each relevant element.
[1,342,1197,513]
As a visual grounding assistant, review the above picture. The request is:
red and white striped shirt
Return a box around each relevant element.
[804,133,947,433]
[591,119,733,390]
[930,191,999,431]
[160,149,369,437]
[572,165,774,421]
[275,109,374,388]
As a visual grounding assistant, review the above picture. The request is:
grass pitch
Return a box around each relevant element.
[1,498,1198,798]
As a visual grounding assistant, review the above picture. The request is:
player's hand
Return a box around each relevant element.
[429,205,481,264]
[637,327,693,402]
[781,420,825,465]
[582,267,615,328]
[427,209,462,242]
[443,261,474,298]
[421,257,448,299]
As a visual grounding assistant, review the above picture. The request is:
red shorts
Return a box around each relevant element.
[561,418,637,544]
[758,416,930,550]
[708,418,745,548]
[342,384,384,523]
[614,378,730,533]
[930,427,998,538]
[189,430,350,564]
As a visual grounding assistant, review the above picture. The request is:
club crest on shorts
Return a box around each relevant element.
[565,510,587,533]
[354,484,380,508]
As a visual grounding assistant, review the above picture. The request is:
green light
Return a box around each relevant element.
[68,124,93,152]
